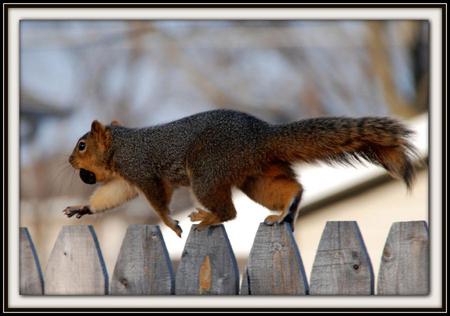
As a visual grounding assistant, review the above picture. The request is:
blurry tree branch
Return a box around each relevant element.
[367,21,419,118]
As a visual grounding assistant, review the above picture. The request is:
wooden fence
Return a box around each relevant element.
[19,220,429,296]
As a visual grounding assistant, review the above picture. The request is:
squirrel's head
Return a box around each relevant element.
[69,120,118,184]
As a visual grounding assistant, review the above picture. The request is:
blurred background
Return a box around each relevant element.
[20,20,429,287]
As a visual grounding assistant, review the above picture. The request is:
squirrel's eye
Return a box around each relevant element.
[78,141,86,152]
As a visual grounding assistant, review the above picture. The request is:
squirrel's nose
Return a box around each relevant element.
[68,155,74,165]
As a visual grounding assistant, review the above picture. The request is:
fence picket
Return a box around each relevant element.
[44,225,109,295]
[175,224,239,295]
[19,227,44,295]
[241,222,308,295]
[110,225,174,295]
[377,221,429,295]
[309,221,374,295]
[19,219,429,296]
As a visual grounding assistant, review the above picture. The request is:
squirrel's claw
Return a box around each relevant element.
[174,225,183,238]
[193,223,215,232]
[171,220,183,238]
[63,205,92,219]
[193,224,206,232]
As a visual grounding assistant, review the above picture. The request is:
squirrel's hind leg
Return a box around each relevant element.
[263,189,303,231]
[189,183,237,231]
[278,189,303,231]
[239,164,303,231]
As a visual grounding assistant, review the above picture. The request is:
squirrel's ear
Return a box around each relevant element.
[91,120,104,133]
[91,120,106,138]
[110,120,121,126]
[91,120,111,148]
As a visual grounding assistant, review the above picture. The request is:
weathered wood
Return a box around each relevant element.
[20,227,44,295]
[377,221,429,295]
[20,218,429,296]
[175,225,239,295]
[44,225,108,295]
[240,223,308,295]
[110,225,174,295]
[309,221,374,295]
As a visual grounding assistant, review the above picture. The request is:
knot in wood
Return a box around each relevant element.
[120,278,128,287]
[382,247,393,262]
[271,242,283,252]
[352,264,360,270]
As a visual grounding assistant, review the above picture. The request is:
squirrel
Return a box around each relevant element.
[64,109,419,237]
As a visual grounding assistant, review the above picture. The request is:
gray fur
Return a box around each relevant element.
[101,109,417,230]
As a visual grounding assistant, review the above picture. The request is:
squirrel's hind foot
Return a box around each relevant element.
[194,222,222,232]
[264,214,283,226]
[188,208,210,222]
[192,211,223,231]
[264,214,295,231]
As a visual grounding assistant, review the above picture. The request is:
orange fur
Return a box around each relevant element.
[239,163,303,225]
[240,164,301,212]
[69,121,114,182]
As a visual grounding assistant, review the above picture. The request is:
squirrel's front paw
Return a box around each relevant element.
[63,205,92,219]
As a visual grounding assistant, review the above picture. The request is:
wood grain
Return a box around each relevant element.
[44,225,109,295]
[110,225,174,295]
[20,227,44,295]
[309,221,374,295]
[241,222,308,295]
[175,225,239,295]
[377,221,429,295]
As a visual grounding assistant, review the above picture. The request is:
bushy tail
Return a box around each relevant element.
[268,117,420,189]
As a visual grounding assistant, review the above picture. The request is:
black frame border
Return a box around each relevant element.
[3,3,447,313]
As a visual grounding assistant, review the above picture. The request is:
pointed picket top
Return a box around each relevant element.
[111,225,174,295]
[44,225,108,295]
[241,222,308,295]
[20,227,44,295]
[175,224,239,295]
[309,221,374,295]
[377,221,429,295]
